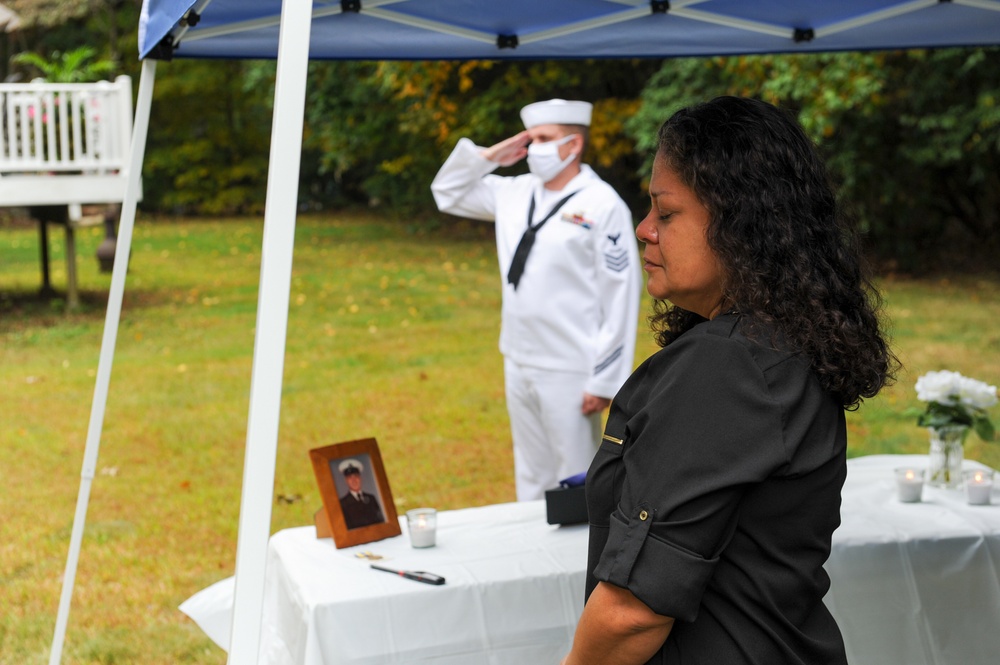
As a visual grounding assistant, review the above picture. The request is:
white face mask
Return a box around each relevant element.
[526,134,579,182]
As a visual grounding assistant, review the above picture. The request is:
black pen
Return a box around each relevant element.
[371,564,446,585]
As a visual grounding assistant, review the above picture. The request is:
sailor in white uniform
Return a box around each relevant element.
[431,99,642,501]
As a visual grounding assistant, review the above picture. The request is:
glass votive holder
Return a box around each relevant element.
[963,469,994,506]
[405,508,437,548]
[894,467,924,503]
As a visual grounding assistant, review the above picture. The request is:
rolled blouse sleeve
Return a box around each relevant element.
[589,325,791,622]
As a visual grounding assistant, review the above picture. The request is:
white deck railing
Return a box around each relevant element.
[0,75,135,209]
[0,75,137,309]
[0,75,133,176]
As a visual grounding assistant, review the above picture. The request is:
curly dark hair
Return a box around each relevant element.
[650,96,898,409]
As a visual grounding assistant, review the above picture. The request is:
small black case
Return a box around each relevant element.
[544,485,588,525]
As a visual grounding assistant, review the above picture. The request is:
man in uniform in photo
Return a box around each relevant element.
[338,458,385,529]
[431,99,642,501]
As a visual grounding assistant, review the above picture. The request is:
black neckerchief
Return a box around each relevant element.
[506,189,580,289]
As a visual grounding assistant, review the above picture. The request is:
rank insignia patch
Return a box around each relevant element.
[604,248,630,272]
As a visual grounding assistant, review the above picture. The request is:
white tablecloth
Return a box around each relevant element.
[181,455,1000,664]
[824,454,1000,665]
[182,501,587,665]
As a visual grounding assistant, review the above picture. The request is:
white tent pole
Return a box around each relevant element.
[48,57,157,665]
[226,0,313,662]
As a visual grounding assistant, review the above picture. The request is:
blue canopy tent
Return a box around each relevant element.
[52,1,1000,663]
[138,0,1000,60]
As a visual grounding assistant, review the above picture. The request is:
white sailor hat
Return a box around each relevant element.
[520,99,593,129]
[338,458,364,475]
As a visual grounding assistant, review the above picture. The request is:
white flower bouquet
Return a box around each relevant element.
[915,370,997,442]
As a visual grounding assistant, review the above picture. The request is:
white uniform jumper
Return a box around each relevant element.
[432,138,642,500]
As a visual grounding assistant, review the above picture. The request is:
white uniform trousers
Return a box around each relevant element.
[504,358,602,501]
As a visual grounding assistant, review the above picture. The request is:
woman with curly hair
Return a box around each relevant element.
[562,96,898,665]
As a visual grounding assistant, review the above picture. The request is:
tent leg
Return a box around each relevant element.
[48,57,157,665]
[226,1,314,663]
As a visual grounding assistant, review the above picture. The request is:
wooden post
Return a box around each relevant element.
[64,222,79,309]
[38,218,53,294]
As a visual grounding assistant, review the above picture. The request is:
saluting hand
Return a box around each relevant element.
[481,130,531,167]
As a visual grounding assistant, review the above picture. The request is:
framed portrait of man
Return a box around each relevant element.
[309,437,401,548]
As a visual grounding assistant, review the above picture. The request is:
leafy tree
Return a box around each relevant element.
[301,60,410,211]
[886,49,1000,268]
[628,49,1000,271]
[5,0,134,72]
[303,59,658,218]
[11,45,114,82]
[4,0,96,27]
[142,60,274,215]
[9,0,998,272]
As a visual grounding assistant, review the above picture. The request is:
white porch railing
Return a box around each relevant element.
[1,75,132,176]
[0,75,137,308]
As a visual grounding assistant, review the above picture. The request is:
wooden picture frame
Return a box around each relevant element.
[309,437,401,549]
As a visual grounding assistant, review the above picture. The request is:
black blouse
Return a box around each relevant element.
[586,314,848,665]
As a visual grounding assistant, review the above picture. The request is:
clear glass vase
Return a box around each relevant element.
[927,425,968,488]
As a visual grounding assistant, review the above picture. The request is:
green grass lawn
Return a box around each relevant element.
[1,212,998,664]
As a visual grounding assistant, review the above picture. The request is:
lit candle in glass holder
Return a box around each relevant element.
[406,508,437,548]
[963,469,994,506]
[894,467,924,503]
